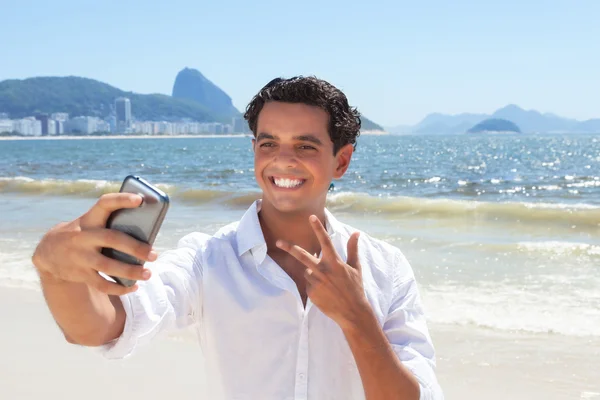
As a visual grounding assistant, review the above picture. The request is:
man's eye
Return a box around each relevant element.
[300,145,316,150]
[260,142,275,147]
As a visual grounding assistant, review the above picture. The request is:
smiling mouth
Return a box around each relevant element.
[269,176,307,189]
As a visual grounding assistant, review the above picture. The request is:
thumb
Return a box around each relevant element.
[80,193,143,229]
[346,232,361,270]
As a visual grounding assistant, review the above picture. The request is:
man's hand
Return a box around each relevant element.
[32,193,157,296]
[275,215,372,329]
[278,215,426,399]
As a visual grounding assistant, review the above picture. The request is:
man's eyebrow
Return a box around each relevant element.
[256,132,275,141]
[294,135,323,145]
[255,133,323,146]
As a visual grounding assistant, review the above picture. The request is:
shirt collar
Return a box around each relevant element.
[236,199,342,259]
[236,200,266,258]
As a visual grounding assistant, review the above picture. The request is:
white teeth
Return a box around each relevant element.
[273,178,304,188]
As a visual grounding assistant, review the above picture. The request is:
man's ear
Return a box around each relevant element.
[333,143,354,179]
[251,138,256,152]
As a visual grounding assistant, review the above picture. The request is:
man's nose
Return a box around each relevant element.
[273,146,297,166]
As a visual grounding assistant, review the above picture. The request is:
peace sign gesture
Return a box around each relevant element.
[276,215,372,329]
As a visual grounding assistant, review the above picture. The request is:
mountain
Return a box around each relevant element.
[385,124,413,135]
[410,105,598,134]
[491,104,576,133]
[412,112,487,135]
[172,68,240,117]
[0,76,235,122]
[467,118,521,133]
[171,68,384,132]
[573,119,600,133]
[0,71,385,133]
[360,116,384,132]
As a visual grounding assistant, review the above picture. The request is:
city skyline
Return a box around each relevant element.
[1,0,599,126]
[0,95,250,136]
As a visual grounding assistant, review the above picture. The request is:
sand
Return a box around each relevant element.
[1,287,599,399]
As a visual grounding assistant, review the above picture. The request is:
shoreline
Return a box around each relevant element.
[0,134,252,141]
[0,130,388,141]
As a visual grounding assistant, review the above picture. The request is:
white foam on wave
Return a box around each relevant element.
[421,282,600,337]
[517,241,600,257]
[74,178,113,188]
[0,176,35,182]
[568,180,600,188]
[0,250,41,291]
[522,201,599,210]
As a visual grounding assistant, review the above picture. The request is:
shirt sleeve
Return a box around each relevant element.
[383,251,444,400]
[95,232,208,359]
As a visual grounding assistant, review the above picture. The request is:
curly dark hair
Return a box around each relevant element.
[244,76,361,154]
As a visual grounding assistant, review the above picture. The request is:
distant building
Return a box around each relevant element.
[157,121,173,135]
[66,116,107,134]
[106,115,116,133]
[0,119,13,133]
[13,118,42,136]
[35,114,50,136]
[54,120,65,135]
[232,116,249,133]
[47,120,57,135]
[51,112,69,122]
[96,119,111,133]
[115,97,132,133]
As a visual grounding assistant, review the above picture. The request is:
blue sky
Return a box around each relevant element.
[1,0,599,125]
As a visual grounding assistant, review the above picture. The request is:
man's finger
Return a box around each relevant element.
[80,193,143,229]
[88,252,152,283]
[309,215,338,260]
[275,240,329,282]
[85,228,157,262]
[346,231,361,271]
[304,268,322,286]
[88,271,139,296]
[276,240,319,268]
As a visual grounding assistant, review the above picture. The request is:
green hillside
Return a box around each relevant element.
[0,77,237,123]
[467,118,521,133]
[0,75,384,132]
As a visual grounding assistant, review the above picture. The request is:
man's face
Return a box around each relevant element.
[252,101,352,214]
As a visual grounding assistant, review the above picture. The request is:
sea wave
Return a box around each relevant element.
[0,176,174,197]
[439,240,600,258]
[325,192,600,228]
[1,177,599,228]
[517,241,600,257]
[422,283,600,337]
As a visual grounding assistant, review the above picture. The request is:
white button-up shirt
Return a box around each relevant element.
[99,200,443,399]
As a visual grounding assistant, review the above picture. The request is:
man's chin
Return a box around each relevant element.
[261,192,328,216]
[261,195,309,214]
[269,200,306,214]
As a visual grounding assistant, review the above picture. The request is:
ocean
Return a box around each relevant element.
[1,133,599,338]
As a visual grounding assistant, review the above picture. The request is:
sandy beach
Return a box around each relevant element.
[2,286,598,400]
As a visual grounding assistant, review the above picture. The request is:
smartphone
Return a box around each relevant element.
[101,175,170,287]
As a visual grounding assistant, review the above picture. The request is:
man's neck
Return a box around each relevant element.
[258,201,327,258]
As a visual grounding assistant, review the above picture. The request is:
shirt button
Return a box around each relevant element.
[299,373,305,379]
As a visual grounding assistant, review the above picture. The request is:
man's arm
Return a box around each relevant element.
[31,194,157,346]
[36,271,126,346]
[349,254,443,400]
[341,307,422,400]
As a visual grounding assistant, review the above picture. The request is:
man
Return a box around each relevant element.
[32,76,443,399]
